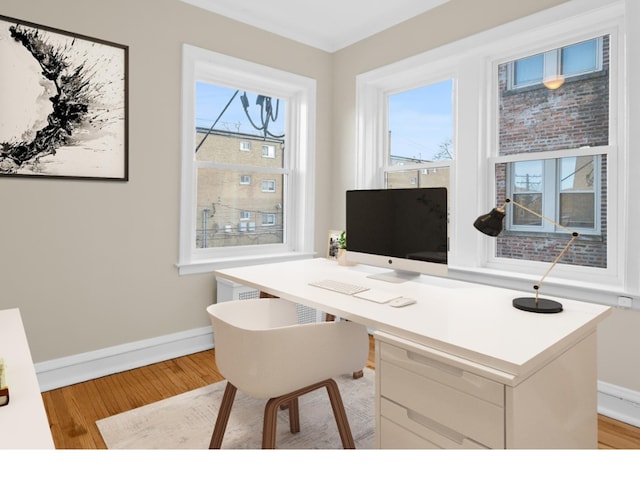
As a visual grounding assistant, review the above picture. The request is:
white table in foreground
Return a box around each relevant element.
[214,258,612,448]
[0,308,54,449]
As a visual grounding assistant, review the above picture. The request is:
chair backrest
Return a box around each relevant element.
[207,298,368,399]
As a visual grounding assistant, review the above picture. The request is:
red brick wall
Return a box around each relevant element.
[494,37,608,268]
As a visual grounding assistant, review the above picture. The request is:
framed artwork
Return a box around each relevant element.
[0,15,128,180]
[327,230,341,260]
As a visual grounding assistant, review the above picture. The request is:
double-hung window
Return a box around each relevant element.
[179,45,316,274]
[356,0,629,304]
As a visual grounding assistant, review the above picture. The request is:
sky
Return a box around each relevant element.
[196,83,285,137]
[196,79,453,160]
[388,79,453,160]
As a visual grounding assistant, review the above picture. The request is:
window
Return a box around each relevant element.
[262,145,276,158]
[509,38,602,90]
[240,210,251,221]
[506,156,599,232]
[356,1,629,304]
[261,179,276,192]
[179,45,316,274]
[262,213,276,226]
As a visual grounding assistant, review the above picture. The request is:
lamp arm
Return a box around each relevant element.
[533,233,579,304]
[503,198,579,305]
[505,198,576,235]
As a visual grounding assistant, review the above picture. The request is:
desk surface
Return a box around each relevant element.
[0,308,55,449]
[215,258,611,383]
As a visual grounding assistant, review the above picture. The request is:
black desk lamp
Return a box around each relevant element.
[473,198,579,313]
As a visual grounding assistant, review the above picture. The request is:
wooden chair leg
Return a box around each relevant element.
[262,379,355,449]
[262,397,281,449]
[209,382,237,449]
[324,378,356,449]
[288,398,300,433]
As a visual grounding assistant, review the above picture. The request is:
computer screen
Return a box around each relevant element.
[345,187,448,282]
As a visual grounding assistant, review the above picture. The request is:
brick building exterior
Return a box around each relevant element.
[495,36,609,268]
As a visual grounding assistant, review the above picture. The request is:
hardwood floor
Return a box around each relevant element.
[41,336,639,449]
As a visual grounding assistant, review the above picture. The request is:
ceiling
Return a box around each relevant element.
[181,0,450,53]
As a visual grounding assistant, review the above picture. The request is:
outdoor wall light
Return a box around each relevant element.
[473,198,579,313]
[543,74,565,90]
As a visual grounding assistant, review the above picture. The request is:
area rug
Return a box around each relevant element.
[97,369,375,449]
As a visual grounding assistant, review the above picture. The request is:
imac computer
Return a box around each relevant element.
[345,187,448,283]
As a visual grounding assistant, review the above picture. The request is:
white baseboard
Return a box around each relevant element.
[34,326,214,392]
[34,328,640,432]
[598,381,640,428]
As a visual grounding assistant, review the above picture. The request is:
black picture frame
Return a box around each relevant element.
[0,15,128,181]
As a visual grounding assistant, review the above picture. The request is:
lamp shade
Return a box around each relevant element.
[473,208,505,237]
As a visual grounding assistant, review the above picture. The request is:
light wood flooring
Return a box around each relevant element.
[41,336,640,449]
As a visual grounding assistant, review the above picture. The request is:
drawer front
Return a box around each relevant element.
[380,341,504,406]
[380,361,505,448]
[380,416,441,449]
[381,398,489,449]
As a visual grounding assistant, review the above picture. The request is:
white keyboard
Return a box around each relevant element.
[308,279,370,295]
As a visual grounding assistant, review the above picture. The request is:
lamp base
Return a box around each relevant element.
[512,297,563,314]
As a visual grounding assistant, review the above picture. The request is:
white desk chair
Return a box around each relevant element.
[206,298,369,449]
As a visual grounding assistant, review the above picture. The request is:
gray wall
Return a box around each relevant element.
[2,0,638,397]
[0,0,333,361]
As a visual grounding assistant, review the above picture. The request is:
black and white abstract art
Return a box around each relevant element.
[0,15,128,180]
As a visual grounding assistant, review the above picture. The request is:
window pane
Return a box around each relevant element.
[194,81,285,249]
[511,160,543,226]
[195,83,285,168]
[514,54,543,85]
[196,169,284,249]
[562,39,597,76]
[559,155,595,229]
[386,166,450,190]
[388,80,453,163]
[560,193,594,229]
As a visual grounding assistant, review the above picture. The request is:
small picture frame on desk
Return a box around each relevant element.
[327,230,341,260]
[0,358,8,407]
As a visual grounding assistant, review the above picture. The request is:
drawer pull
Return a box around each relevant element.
[405,409,488,448]
[406,409,465,445]
[407,351,463,377]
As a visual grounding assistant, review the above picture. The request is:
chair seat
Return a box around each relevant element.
[208,298,369,399]
[206,298,369,448]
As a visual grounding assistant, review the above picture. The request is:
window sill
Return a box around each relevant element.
[447,265,637,310]
[176,251,316,276]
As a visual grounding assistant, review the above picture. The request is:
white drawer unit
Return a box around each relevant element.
[376,336,504,449]
[375,329,599,449]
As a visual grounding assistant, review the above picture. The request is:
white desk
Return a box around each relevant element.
[214,258,612,449]
[0,308,55,449]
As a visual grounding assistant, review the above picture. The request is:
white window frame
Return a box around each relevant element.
[240,141,251,151]
[178,45,316,274]
[356,0,636,306]
[239,174,251,185]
